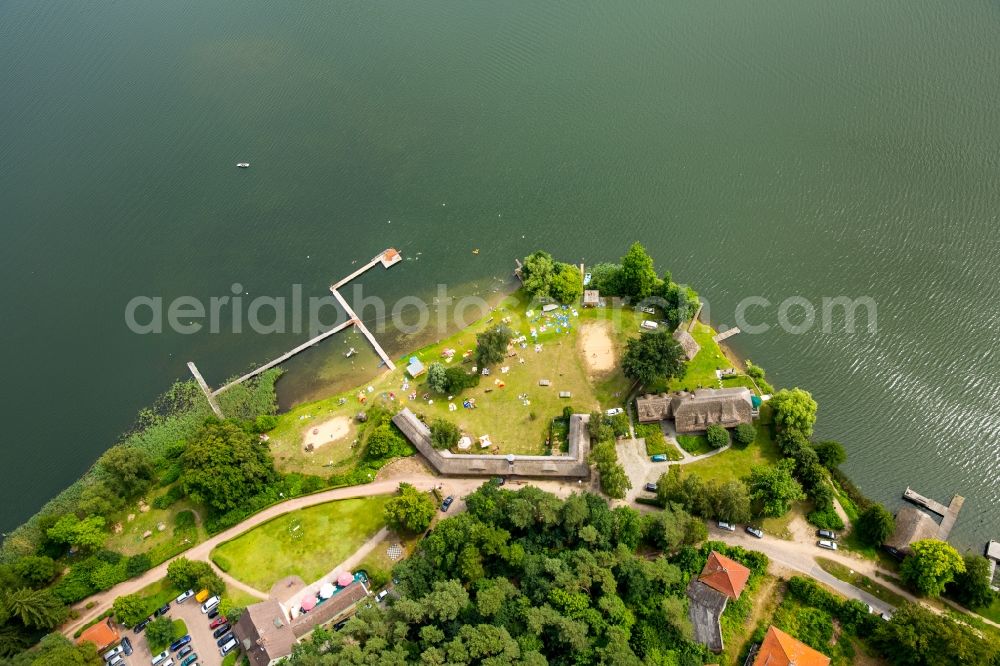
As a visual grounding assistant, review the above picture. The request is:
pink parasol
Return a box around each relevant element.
[337,571,354,587]
[300,595,317,611]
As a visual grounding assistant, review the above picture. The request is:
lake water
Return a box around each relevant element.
[2,1,998,550]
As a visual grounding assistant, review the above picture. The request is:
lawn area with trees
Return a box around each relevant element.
[210,496,390,592]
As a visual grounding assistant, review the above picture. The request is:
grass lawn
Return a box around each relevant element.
[104,497,204,562]
[721,574,781,666]
[816,557,907,607]
[676,433,713,455]
[210,496,390,591]
[977,596,1000,624]
[355,532,422,590]
[666,322,733,392]
[684,424,780,485]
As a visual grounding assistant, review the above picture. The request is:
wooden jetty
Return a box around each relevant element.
[713,327,741,343]
[188,248,402,399]
[902,487,965,540]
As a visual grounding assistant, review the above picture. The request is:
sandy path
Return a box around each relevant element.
[579,321,615,374]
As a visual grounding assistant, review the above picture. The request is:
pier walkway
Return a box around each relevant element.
[903,487,965,540]
[188,248,401,399]
[713,327,741,343]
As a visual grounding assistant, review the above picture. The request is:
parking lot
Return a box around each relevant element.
[119,597,225,666]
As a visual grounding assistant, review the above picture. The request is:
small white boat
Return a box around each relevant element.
[236,162,250,168]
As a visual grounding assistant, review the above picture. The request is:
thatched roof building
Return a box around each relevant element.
[635,387,753,433]
[885,506,940,553]
[392,408,590,478]
[672,328,701,361]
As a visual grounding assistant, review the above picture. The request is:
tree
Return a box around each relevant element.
[871,602,998,666]
[619,242,658,299]
[549,263,583,304]
[13,556,58,588]
[900,539,965,598]
[589,262,623,295]
[474,325,513,368]
[705,424,729,449]
[46,515,106,552]
[112,593,149,627]
[589,441,632,499]
[443,366,479,393]
[430,419,460,450]
[710,481,753,524]
[621,332,685,385]
[813,440,847,468]
[166,558,221,594]
[384,483,437,534]
[856,503,895,546]
[365,423,408,460]
[733,423,756,447]
[180,420,276,514]
[745,459,804,517]
[521,251,556,297]
[426,363,448,393]
[97,446,155,498]
[3,588,68,630]
[946,554,996,609]
[769,388,818,437]
[144,616,174,650]
[14,633,103,665]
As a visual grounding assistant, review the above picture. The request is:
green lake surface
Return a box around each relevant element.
[1,1,998,550]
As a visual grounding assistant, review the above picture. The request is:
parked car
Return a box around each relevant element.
[206,608,220,620]
[644,483,658,492]
[134,617,151,633]
[121,637,133,656]
[107,655,124,666]
[212,624,231,639]
[816,529,838,540]
[216,633,234,648]
[161,660,175,666]
[375,589,389,603]
[333,619,349,631]
[180,655,198,666]
[102,646,124,661]
[153,603,170,617]
[605,407,624,416]
[175,589,195,604]
[818,540,838,550]
[440,496,454,512]
[209,616,228,630]
[717,521,736,532]
[151,650,170,665]
[169,635,191,652]
[195,589,210,604]
[745,526,764,539]
[178,645,193,658]
[650,454,667,462]
[200,596,221,614]
[220,638,238,656]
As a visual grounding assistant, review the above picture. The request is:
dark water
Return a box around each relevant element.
[2,1,998,550]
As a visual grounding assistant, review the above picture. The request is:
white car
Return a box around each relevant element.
[717,521,736,532]
[175,589,195,604]
[375,589,389,603]
[200,596,221,614]
[151,651,170,665]
[605,407,624,416]
[103,646,124,661]
[818,539,838,550]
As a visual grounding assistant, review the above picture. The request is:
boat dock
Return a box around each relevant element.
[713,327,741,343]
[188,248,402,407]
[903,487,965,540]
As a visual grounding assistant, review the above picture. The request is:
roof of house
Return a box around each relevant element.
[885,506,940,551]
[672,328,701,361]
[635,387,754,429]
[235,599,297,666]
[987,540,1000,561]
[77,618,120,651]
[699,551,751,599]
[686,578,728,653]
[754,626,830,666]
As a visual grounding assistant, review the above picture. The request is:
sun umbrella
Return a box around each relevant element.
[300,595,318,611]
[319,583,335,599]
[337,571,354,587]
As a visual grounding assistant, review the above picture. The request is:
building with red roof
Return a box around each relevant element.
[753,625,831,666]
[686,551,752,653]
[76,617,120,652]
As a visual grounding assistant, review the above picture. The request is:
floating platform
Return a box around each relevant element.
[902,486,964,541]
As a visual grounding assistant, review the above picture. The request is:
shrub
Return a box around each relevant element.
[444,366,480,393]
[430,419,460,450]
[124,554,152,578]
[814,440,847,468]
[807,505,844,531]
[705,425,729,449]
[733,423,756,447]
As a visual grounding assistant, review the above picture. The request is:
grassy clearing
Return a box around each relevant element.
[760,502,807,540]
[977,596,1000,624]
[676,433,713,455]
[816,557,907,607]
[634,424,683,460]
[666,322,732,392]
[721,574,782,666]
[211,496,389,591]
[104,497,205,562]
[355,532,421,590]
[684,424,780,485]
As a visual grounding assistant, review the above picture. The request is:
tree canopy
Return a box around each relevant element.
[900,539,965,598]
[746,459,804,517]
[621,332,685,386]
[180,420,276,514]
[871,602,998,666]
[520,251,556,297]
[430,419,460,450]
[946,554,996,610]
[769,388,818,437]
[619,242,659,300]
[384,484,437,535]
[474,325,513,369]
[856,503,895,546]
